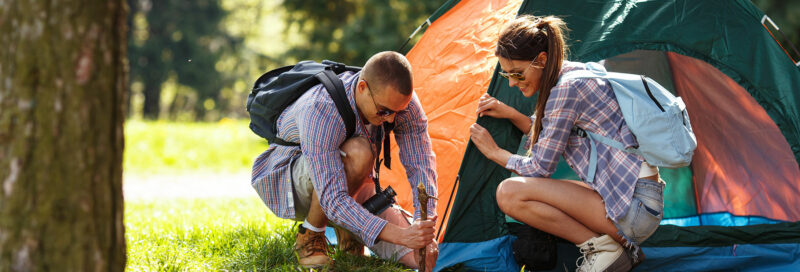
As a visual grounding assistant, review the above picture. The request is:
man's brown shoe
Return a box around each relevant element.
[295,225,332,268]
[335,227,365,256]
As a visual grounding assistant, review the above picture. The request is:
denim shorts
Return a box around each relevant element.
[613,178,665,246]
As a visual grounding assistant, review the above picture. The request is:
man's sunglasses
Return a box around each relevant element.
[498,60,540,81]
[363,80,396,117]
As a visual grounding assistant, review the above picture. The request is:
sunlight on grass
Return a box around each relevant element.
[125,197,412,271]
[124,119,268,174]
[123,121,413,270]
[126,197,296,271]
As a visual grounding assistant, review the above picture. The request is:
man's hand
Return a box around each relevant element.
[403,218,436,249]
[414,239,439,272]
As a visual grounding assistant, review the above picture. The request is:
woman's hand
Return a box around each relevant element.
[470,123,513,166]
[476,93,533,133]
[470,123,501,159]
[476,93,514,119]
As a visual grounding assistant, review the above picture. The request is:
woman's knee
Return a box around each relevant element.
[496,177,545,211]
[496,177,524,211]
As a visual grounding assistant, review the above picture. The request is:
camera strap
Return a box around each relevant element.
[373,122,394,192]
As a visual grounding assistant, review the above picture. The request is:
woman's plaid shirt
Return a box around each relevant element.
[506,61,644,222]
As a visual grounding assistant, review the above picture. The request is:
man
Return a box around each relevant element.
[251,51,438,270]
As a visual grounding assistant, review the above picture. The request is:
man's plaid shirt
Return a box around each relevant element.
[251,71,437,247]
[506,61,644,222]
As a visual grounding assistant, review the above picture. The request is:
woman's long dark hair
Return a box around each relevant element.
[496,15,567,154]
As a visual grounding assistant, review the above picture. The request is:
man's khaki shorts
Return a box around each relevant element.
[290,155,413,261]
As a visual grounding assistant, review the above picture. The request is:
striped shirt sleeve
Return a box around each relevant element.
[506,81,582,177]
[297,98,387,247]
[393,93,438,219]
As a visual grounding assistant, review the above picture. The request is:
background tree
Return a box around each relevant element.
[0,0,127,271]
[128,0,239,119]
[282,0,441,65]
[119,0,798,121]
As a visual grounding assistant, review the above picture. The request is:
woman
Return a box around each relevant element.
[469,15,664,272]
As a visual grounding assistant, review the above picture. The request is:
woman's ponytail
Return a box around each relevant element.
[496,15,568,155]
[529,16,567,152]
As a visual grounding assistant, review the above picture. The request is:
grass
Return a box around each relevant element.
[123,121,411,270]
[125,197,411,271]
[123,119,268,174]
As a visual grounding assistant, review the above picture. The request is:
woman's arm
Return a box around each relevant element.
[505,81,582,177]
[507,109,532,134]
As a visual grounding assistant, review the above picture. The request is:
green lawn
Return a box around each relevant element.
[125,197,410,271]
[124,119,268,174]
[124,121,410,271]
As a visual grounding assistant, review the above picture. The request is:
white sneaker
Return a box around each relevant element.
[575,235,632,272]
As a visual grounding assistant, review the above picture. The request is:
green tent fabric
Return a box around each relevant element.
[433,0,800,270]
[525,0,800,157]
[443,65,537,243]
[444,0,800,243]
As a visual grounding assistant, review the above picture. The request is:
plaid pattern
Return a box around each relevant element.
[506,61,643,222]
[251,71,437,247]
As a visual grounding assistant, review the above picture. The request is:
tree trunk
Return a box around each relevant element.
[0,0,127,271]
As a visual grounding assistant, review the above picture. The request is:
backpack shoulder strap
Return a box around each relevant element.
[557,62,609,84]
[315,68,356,140]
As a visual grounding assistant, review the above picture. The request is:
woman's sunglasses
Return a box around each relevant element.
[498,60,540,81]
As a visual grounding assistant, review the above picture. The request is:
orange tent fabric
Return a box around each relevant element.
[380,0,523,238]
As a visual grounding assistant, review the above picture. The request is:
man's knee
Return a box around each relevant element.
[340,137,375,188]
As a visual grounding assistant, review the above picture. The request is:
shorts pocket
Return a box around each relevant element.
[630,198,662,242]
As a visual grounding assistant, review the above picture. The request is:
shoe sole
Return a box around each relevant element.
[603,250,633,272]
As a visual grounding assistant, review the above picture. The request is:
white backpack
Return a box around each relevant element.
[558,62,697,182]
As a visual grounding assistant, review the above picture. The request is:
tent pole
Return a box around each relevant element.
[436,174,459,241]
[762,15,800,65]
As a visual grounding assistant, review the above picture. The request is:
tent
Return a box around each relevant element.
[378,0,800,270]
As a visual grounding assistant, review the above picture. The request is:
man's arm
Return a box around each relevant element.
[297,98,388,247]
[393,93,438,219]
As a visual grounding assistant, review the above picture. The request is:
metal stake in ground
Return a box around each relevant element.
[417,183,437,272]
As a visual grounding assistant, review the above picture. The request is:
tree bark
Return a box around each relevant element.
[0,0,127,271]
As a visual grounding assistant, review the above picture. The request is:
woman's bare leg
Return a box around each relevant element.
[496,177,624,245]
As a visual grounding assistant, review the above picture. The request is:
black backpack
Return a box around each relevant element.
[509,222,558,271]
[246,60,395,171]
[246,60,362,146]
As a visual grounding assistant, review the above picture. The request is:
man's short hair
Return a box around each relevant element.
[362,51,413,96]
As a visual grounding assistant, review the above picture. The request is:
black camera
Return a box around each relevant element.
[362,186,397,215]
